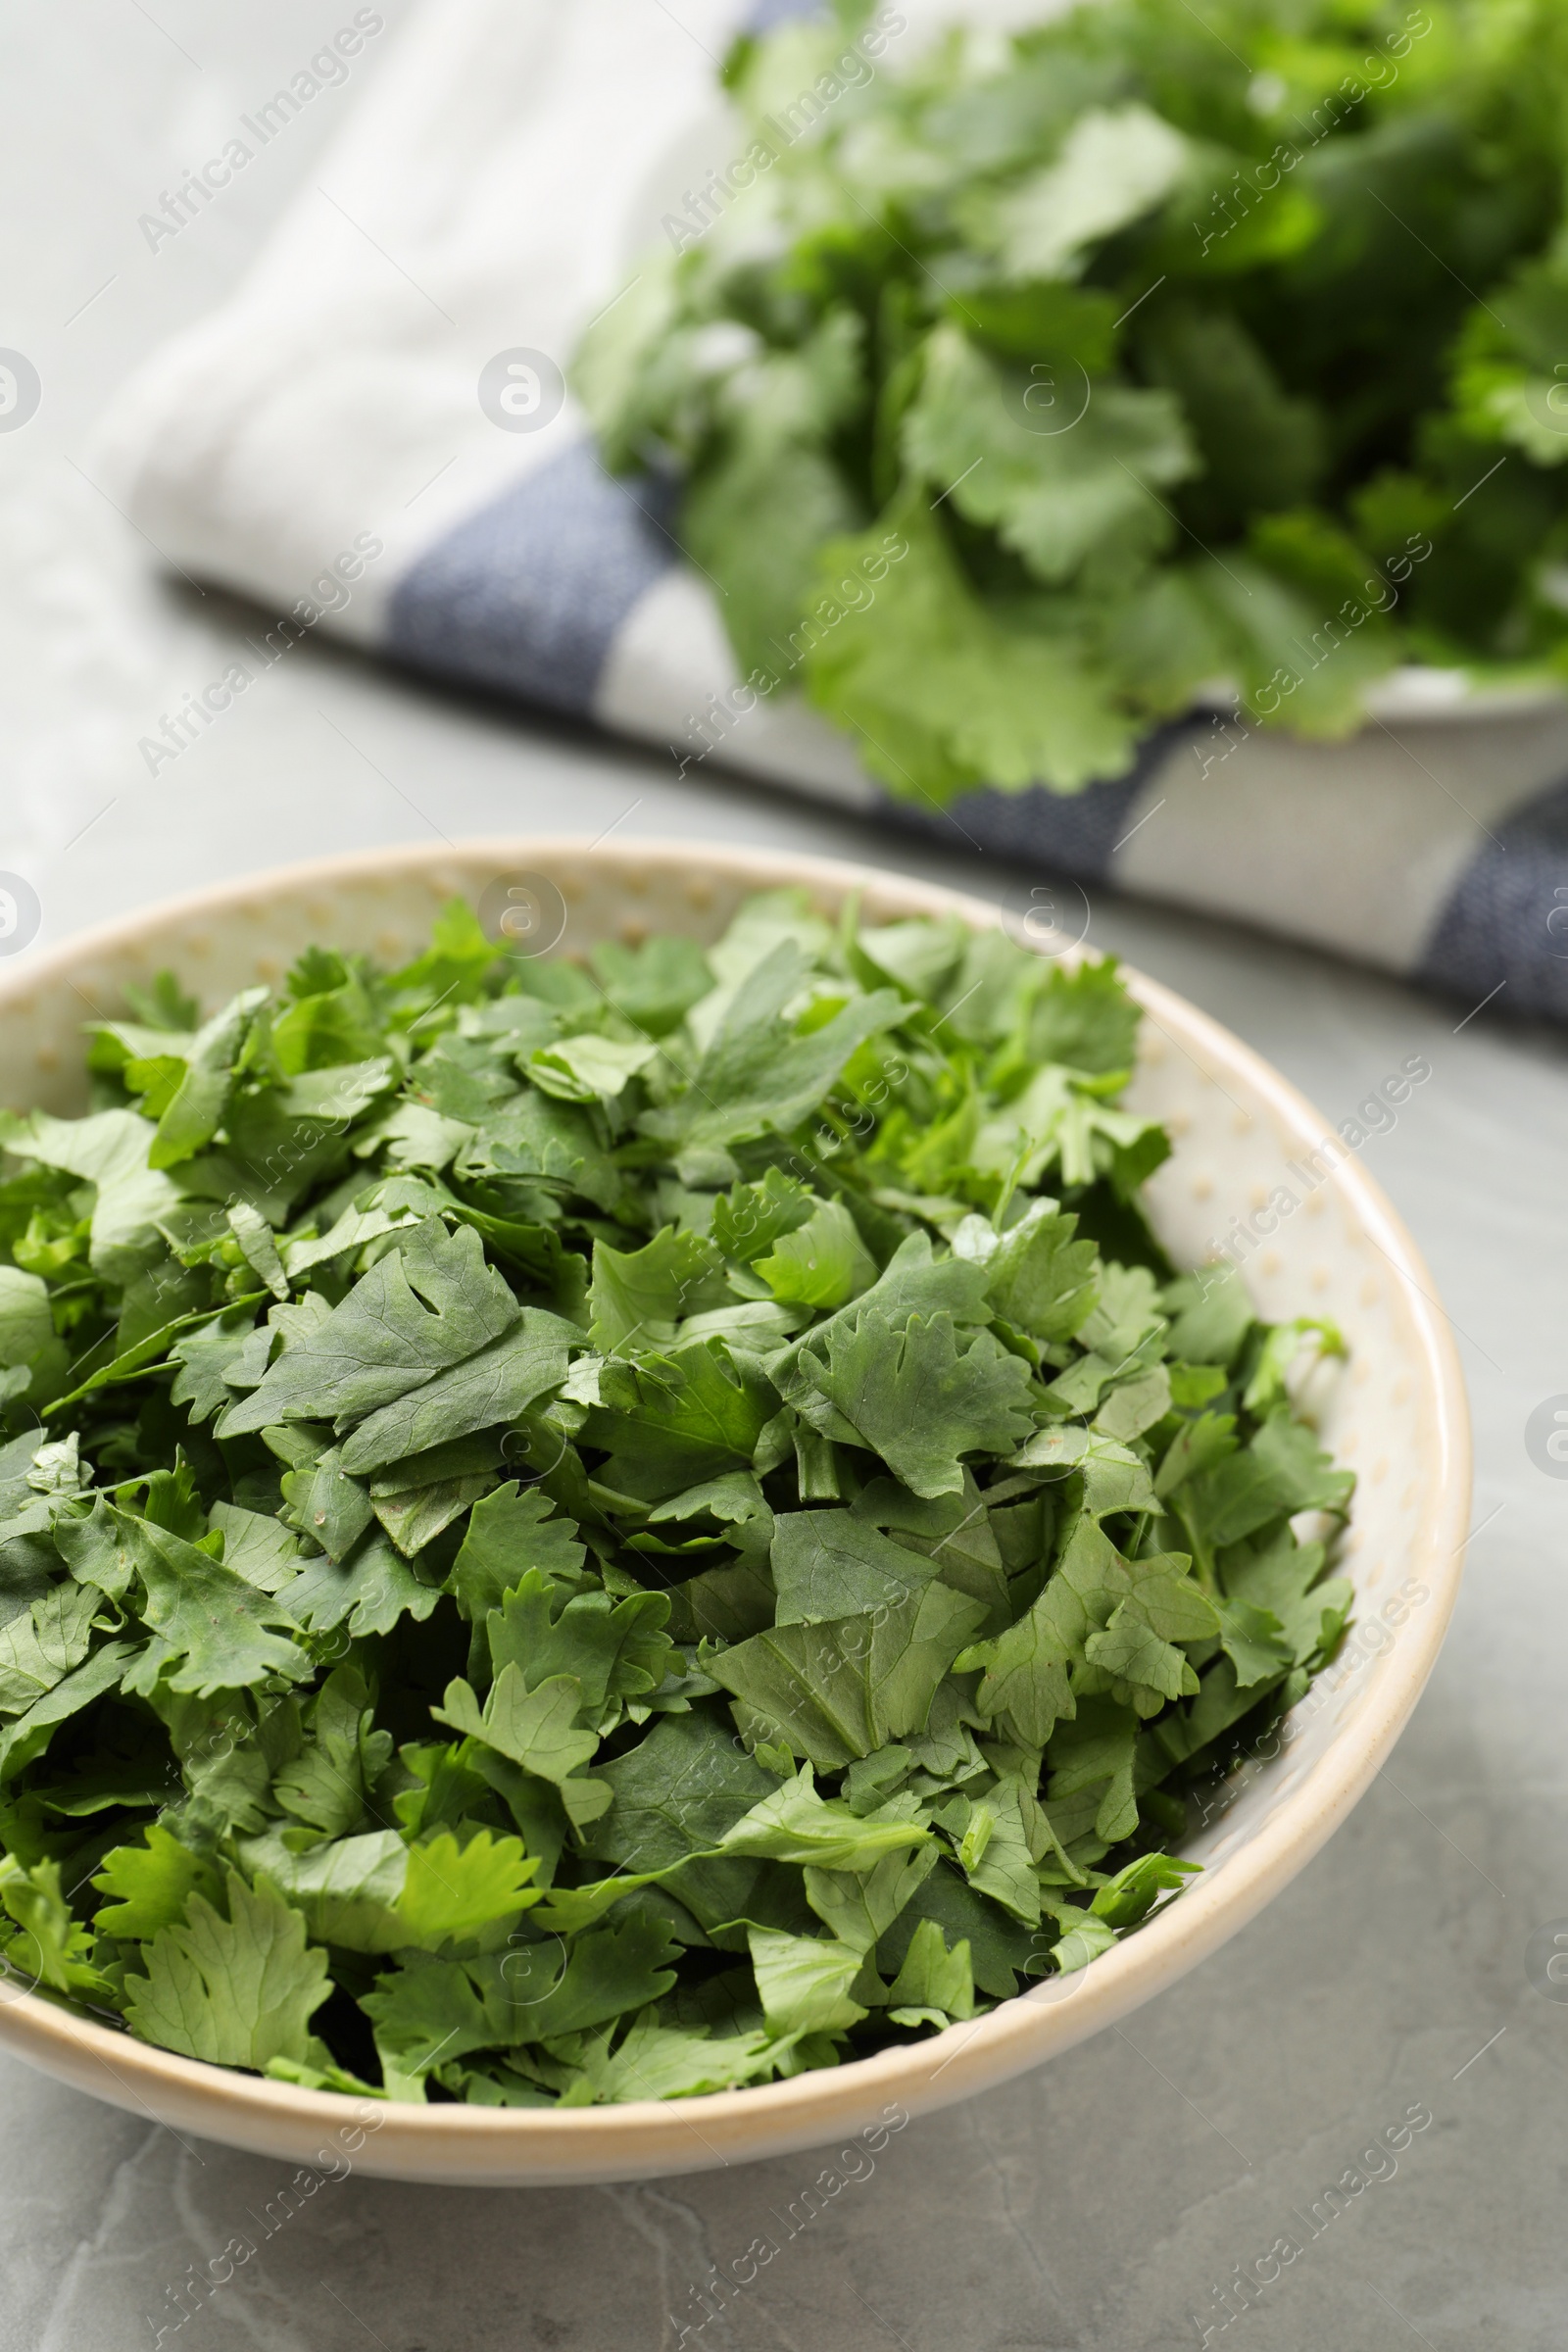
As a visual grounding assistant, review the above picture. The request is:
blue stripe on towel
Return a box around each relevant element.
[387,443,676,716]
[875,721,1193,880]
[1419,771,1568,1020]
[744,0,826,26]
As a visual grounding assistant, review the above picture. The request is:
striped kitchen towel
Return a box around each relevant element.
[95,0,1568,1020]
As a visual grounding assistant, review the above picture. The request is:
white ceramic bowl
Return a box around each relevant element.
[0,839,1470,2184]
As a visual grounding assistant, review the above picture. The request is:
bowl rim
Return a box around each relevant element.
[0,836,1472,2180]
[1194,661,1568,724]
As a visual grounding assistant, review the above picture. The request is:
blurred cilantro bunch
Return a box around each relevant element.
[575,0,1568,799]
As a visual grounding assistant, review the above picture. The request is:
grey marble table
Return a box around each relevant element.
[0,6,1563,2347]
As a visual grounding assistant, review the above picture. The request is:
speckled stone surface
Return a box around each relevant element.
[0,5,1564,2346]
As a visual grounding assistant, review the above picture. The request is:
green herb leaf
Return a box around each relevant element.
[796,1309,1035,1499]
[220,1220,520,1437]
[122,1870,331,2070]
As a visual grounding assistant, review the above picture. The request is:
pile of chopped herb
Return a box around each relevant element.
[576,0,1568,799]
[0,890,1352,2105]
